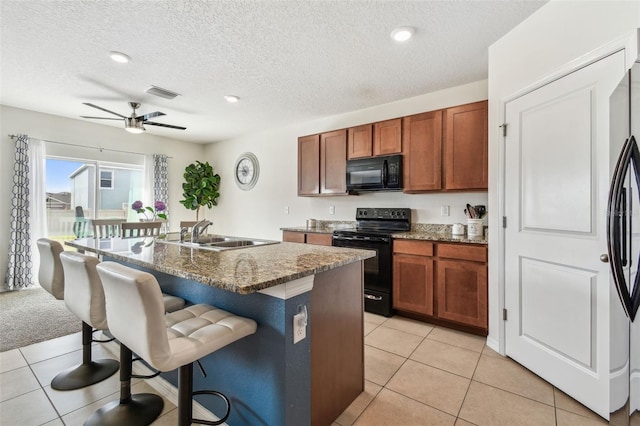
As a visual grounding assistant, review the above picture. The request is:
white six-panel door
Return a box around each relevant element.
[504,50,626,418]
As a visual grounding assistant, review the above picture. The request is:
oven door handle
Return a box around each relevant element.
[333,235,390,243]
[364,294,383,301]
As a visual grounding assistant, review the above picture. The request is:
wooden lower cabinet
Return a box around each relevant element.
[393,254,433,316]
[436,260,487,328]
[393,239,487,333]
[282,231,333,246]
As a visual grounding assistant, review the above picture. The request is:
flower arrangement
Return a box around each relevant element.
[131,200,167,221]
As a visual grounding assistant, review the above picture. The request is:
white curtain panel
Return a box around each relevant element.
[29,138,47,281]
[143,154,154,208]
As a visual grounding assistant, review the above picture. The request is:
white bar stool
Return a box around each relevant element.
[89,261,257,426]
[57,251,120,389]
[37,238,118,390]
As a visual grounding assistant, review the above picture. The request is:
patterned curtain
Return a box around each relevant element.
[153,154,169,230]
[5,135,32,290]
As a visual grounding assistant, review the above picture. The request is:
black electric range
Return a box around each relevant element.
[332,207,411,316]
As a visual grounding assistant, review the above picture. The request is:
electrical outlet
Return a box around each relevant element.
[441,205,450,216]
[329,206,335,215]
[284,206,289,214]
[293,312,306,343]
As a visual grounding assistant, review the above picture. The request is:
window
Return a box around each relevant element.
[46,157,143,240]
[99,170,114,189]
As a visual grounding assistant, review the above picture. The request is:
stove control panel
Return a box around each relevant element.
[356,208,411,221]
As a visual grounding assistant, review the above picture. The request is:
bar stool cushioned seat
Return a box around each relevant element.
[90,261,257,426]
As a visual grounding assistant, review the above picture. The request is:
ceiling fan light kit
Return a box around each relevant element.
[125,118,145,133]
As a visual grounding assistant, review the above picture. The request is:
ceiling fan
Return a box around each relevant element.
[81,101,186,134]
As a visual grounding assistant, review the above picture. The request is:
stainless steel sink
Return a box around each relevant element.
[159,234,279,251]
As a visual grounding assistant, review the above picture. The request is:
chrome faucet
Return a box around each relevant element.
[191,219,213,243]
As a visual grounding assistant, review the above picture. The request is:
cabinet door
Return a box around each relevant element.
[393,254,433,316]
[283,231,306,243]
[436,260,487,329]
[444,100,488,190]
[298,135,320,195]
[347,124,373,159]
[320,129,347,194]
[373,118,402,156]
[403,111,443,192]
[306,233,333,246]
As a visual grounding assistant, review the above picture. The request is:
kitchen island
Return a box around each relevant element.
[66,236,374,426]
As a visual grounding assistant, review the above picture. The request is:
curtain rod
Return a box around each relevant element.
[8,134,173,159]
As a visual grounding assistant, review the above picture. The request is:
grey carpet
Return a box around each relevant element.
[0,287,81,352]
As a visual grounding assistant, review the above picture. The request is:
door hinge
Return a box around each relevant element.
[502,216,507,228]
[503,308,508,321]
[500,123,507,137]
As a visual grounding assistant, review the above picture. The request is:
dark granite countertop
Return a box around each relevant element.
[65,237,374,294]
[281,222,487,245]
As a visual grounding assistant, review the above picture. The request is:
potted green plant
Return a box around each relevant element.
[179,161,221,220]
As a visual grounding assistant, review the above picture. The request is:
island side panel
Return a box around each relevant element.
[311,261,364,426]
[107,258,311,426]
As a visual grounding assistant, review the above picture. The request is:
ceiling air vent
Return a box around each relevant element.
[146,85,180,100]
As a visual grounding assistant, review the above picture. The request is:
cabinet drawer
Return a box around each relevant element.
[437,244,487,262]
[283,231,306,243]
[393,240,433,256]
[306,233,333,246]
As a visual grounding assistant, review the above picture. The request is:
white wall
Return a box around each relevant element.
[204,80,489,240]
[487,1,640,349]
[0,105,206,287]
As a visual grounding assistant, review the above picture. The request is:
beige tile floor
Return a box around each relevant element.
[0,313,611,426]
[333,312,610,426]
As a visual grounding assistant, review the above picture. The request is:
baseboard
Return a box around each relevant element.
[101,337,222,424]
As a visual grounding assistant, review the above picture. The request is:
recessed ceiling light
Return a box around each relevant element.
[224,95,240,103]
[390,27,415,42]
[109,51,131,63]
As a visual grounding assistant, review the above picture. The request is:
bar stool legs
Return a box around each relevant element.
[178,363,230,426]
[85,344,163,426]
[51,322,119,391]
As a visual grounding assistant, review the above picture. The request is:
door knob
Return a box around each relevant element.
[600,254,609,263]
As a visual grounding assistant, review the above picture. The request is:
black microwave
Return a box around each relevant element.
[346,154,403,192]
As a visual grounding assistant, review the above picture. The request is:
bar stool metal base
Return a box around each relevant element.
[51,359,119,391]
[51,322,120,391]
[84,394,164,426]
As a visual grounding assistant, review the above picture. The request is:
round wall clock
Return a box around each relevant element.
[234,152,260,190]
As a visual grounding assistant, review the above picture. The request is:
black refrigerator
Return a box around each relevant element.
[607,60,640,425]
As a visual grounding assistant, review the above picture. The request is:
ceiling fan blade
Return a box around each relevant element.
[83,103,126,118]
[80,116,123,121]
[137,111,166,121]
[145,121,187,130]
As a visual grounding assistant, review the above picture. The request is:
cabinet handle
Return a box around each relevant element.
[364,294,383,301]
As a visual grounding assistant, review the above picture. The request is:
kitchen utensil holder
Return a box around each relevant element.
[467,219,483,238]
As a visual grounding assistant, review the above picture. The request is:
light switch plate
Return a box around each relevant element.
[329,206,335,215]
[441,205,450,216]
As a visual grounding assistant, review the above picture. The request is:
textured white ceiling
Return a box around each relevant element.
[0,0,546,144]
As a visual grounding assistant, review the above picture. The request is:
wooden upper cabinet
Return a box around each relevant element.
[403,110,443,192]
[373,118,402,156]
[298,135,320,195]
[444,100,488,190]
[320,129,347,194]
[347,124,373,159]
